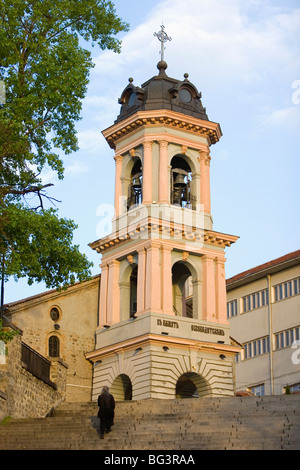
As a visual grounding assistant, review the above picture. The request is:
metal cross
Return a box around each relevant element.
[154,24,172,62]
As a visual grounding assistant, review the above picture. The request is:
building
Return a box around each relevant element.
[85,27,240,401]
[4,276,100,402]
[227,250,300,396]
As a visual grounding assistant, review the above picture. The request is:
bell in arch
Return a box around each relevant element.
[173,169,188,188]
[132,172,142,189]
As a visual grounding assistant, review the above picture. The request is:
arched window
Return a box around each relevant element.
[127,158,142,210]
[170,156,194,209]
[48,335,60,358]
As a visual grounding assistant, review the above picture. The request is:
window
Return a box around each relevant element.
[275,326,300,350]
[249,384,265,397]
[242,288,268,313]
[50,307,60,322]
[244,336,270,359]
[274,277,300,302]
[289,383,300,393]
[227,299,238,318]
[48,336,60,358]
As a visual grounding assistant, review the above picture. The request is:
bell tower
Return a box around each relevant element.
[86,27,240,401]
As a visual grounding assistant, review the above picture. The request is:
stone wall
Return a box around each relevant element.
[0,326,67,420]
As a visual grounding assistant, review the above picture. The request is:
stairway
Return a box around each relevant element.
[0,395,299,450]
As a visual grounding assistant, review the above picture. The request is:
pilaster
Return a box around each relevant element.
[158,140,169,204]
[199,149,211,214]
[142,141,153,204]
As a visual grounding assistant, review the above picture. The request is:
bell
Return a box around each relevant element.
[174,173,187,188]
[132,173,142,189]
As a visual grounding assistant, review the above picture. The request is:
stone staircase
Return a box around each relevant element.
[0,395,299,450]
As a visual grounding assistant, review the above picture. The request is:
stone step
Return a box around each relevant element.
[1,396,299,451]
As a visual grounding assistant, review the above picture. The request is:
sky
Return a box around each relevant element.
[4,0,300,304]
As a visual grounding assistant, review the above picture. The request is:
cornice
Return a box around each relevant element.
[102,109,222,149]
[85,332,241,362]
[89,217,238,255]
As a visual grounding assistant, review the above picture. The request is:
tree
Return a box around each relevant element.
[0,0,129,310]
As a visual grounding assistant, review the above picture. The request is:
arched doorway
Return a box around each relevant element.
[176,372,211,398]
[110,374,133,401]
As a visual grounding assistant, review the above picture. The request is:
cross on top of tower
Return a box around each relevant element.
[154,24,172,62]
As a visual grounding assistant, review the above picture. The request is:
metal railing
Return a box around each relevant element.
[21,342,57,389]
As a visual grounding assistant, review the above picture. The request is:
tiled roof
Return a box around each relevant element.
[226,250,300,286]
[4,274,101,308]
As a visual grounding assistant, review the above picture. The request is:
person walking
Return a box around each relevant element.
[97,385,115,439]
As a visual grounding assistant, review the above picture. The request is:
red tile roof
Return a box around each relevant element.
[226,250,300,285]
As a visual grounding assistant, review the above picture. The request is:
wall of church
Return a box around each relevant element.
[7,276,100,402]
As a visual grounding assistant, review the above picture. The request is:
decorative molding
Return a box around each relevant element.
[102,110,222,149]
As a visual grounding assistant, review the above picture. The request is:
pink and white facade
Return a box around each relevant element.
[86,61,240,400]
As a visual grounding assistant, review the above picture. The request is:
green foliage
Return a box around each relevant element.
[0,0,128,296]
[1,203,92,288]
[0,0,128,200]
[0,416,12,425]
[0,319,18,343]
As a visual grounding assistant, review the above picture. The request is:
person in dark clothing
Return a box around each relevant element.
[97,385,115,439]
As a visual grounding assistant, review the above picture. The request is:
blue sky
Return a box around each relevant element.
[5,0,300,304]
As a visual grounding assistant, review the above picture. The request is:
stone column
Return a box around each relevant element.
[106,260,120,325]
[201,254,216,322]
[161,245,174,315]
[98,262,108,327]
[114,154,123,217]
[142,141,153,204]
[158,140,169,204]
[199,150,211,214]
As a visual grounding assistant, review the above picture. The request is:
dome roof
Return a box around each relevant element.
[115,61,209,124]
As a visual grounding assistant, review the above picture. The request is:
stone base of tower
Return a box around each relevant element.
[86,313,240,401]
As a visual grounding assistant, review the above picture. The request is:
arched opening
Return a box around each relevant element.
[130,266,137,318]
[176,372,211,398]
[127,158,142,210]
[119,261,138,321]
[170,155,194,209]
[172,262,193,318]
[110,374,132,401]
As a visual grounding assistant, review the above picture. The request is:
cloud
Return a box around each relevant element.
[89,0,300,110]
[260,105,300,132]
[65,161,89,177]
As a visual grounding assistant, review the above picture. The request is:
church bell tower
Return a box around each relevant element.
[86,26,240,400]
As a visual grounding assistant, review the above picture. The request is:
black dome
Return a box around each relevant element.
[115,62,209,123]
